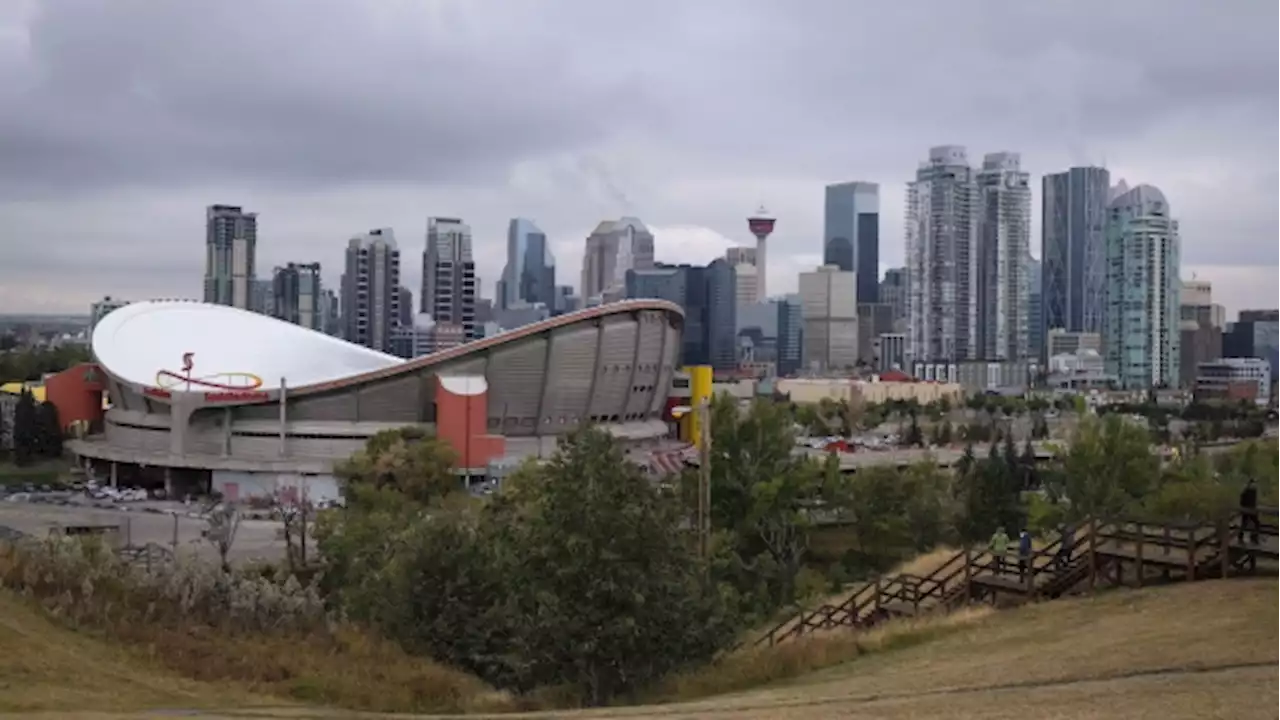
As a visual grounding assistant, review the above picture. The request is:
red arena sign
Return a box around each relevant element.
[204,390,268,403]
[143,387,172,399]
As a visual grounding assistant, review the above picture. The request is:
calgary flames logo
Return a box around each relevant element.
[155,351,264,391]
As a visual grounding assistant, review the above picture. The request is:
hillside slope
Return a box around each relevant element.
[4,578,1277,719]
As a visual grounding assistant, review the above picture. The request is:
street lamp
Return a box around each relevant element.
[671,400,712,561]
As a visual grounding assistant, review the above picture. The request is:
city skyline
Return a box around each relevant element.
[0,1,1275,316]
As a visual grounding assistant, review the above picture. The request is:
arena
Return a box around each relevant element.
[65,299,691,502]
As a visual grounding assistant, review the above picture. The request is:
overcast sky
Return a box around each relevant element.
[1,0,1276,317]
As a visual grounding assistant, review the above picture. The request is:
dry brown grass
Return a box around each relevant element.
[5,577,1276,719]
[0,589,514,716]
[650,604,995,703]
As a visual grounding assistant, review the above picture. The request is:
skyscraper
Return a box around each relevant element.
[976,152,1032,360]
[1026,252,1044,358]
[422,217,478,340]
[204,204,257,309]
[879,266,908,332]
[272,262,323,331]
[823,182,880,304]
[906,146,979,363]
[342,229,400,352]
[580,218,655,300]
[799,265,858,372]
[1104,184,1180,389]
[624,260,736,371]
[775,294,804,377]
[499,218,556,310]
[1041,166,1110,338]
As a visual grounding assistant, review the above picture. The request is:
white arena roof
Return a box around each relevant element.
[92,301,402,392]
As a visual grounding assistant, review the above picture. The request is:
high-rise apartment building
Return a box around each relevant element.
[976,152,1032,361]
[624,260,736,370]
[1104,184,1180,389]
[271,262,323,331]
[823,182,880,304]
[580,218,655,300]
[422,217,478,340]
[1224,309,1279,380]
[1042,167,1110,340]
[341,228,400,352]
[906,146,979,363]
[799,265,858,372]
[319,288,341,336]
[498,218,556,310]
[204,204,257,309]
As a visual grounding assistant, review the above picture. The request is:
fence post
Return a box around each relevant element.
[1087,517,1097,594]
[1218,518,1229,579]
[172,514,179,551]
[873,576,882,615]
[962,547,973,603]
[1134,521,1144,588]
[1185,526,1196,582]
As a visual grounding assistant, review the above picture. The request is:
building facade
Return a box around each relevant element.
[823,181,880,304]
[422,217,478,340]
[499,218,556,310]
[89,296,130,332]
[272,263,323,331]
[976,152,1032,361]
[906,146,979,363]
[1041,167,1110,339]
[581,217,655,301]
[776,294,804,377]
[799,265,858,372]
[879,266,908,333]
[204,204,257,310]
[1104,184,1180,389]
[625,260,737,371]
[341,229,401,353]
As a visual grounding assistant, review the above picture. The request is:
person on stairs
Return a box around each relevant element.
[1239,479,1260,545]
[988,527,1010,573]
[1017,529,1032,581]
[1054,521,1075,570]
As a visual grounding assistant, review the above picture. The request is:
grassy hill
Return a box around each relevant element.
[1,578,1275,719]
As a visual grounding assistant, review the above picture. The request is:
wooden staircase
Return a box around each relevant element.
[755,506,1278,647]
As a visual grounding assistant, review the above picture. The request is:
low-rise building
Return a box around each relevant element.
[1195,357,1272,406]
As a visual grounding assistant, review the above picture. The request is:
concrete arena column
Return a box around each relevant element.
[110,462,118,488]
[164,466,173,498]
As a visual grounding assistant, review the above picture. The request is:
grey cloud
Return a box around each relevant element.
[0,0,669,196]
[0,0,1276,314]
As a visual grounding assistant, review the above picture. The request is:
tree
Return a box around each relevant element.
[35,401,62,458]
[1053,414,1160,521]
[905,412,923,447]
[938,419,954,445]
[482,428,734,704]
[0,405,8,461]
[204,503,241,573]
[954,443,1024,543]
[11,390,37,467]
[1019,439,1038,490]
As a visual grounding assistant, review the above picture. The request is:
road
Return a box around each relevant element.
[0,502,286,564]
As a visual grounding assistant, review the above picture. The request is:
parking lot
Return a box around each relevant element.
[0,499,288,565]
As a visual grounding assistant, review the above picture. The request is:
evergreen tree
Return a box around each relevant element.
[905,411,923,447]
[36,401,62,458]
[11,389,37,467]
[1020,439,1038,490]
[939,419,954,445]
[0,404,8,460]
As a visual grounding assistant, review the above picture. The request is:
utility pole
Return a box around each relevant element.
[698,398,712,562]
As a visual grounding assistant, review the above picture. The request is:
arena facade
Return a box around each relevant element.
[66,299,692,502]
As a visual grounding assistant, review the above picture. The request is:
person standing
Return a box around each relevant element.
[988,527,1010,573]
[1239,479,1260,545]
[1054,521,1075,570]
[1017,529,1033,581]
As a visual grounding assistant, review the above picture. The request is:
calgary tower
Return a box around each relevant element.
[747,206,776,299]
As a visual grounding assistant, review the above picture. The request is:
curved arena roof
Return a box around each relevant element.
[92,299,685,403]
